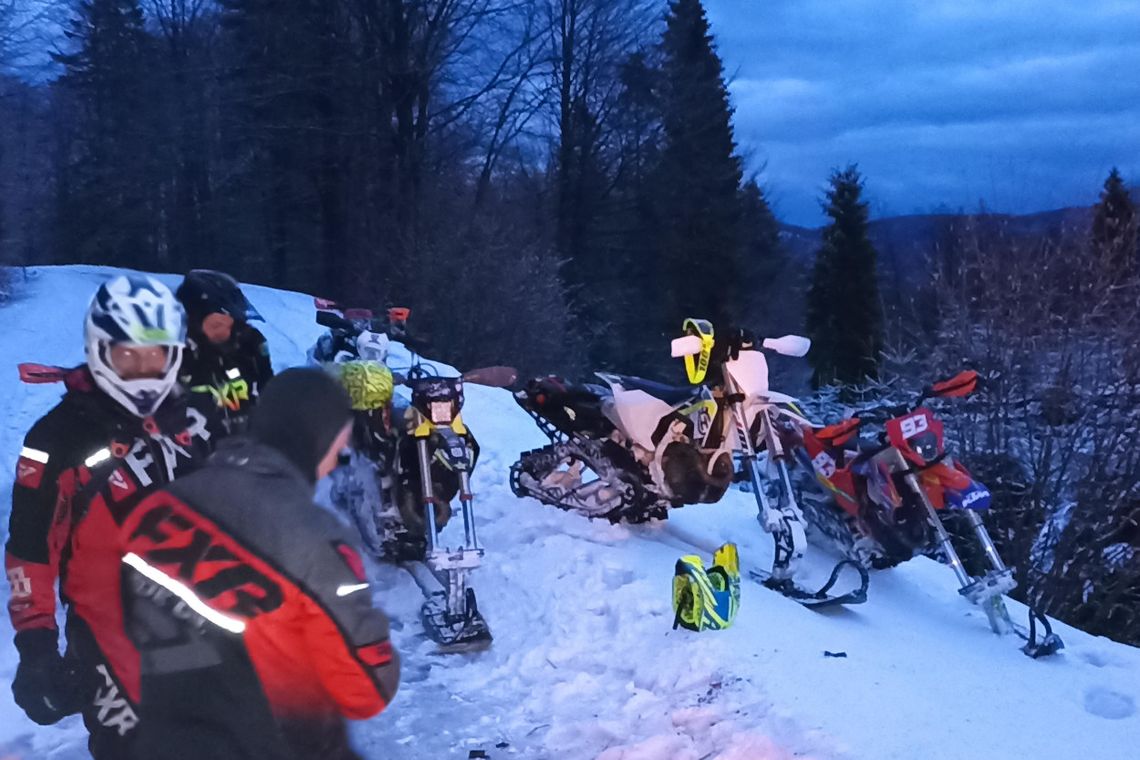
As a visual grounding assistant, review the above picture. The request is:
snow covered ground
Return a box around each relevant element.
[1,265,1139,759]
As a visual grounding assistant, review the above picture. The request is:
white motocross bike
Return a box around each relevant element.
[510,319,868,605]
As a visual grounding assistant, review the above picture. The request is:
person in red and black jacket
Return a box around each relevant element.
[120,367,400,760]
[6,274,217,759]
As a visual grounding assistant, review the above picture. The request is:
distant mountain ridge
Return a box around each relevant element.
[778,205,1095,269]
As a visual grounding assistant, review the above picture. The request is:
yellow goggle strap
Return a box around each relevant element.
[681,318,715,385]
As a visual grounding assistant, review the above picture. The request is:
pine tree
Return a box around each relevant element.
[53,0,156,266]
[594,49,664,370]
[806,165,883,387]
[738,178,785,326]
[1091,167,1137,276]
[654,0,743,335]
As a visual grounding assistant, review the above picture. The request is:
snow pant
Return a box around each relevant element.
[64,615,139,760]
[134,662,295,760]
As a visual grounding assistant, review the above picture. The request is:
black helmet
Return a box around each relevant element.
[176,269,263,324]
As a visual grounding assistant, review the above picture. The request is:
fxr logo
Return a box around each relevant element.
[129,502,284,619]
[93,664,138,736]
[193,378,250,411]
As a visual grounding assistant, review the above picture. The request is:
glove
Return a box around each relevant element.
[12,629,84,725]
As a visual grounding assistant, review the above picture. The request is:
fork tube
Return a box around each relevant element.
[459,469,479,551]
[417,438,440,552]
[907,473,972,587]
[965,509,1007,573]
[730,400,771,510]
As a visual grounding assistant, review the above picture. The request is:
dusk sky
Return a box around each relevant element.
[704,1,1140,226]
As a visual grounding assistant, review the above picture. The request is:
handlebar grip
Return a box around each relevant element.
[316,310,354,331]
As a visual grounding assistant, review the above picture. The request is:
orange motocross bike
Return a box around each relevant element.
[799,370,1063,658]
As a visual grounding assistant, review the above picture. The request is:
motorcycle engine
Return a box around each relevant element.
[661,441,733,505]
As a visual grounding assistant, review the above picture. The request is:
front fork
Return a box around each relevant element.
[904,472,1016,633]
[416,436,483,622]
[731,402,806,580]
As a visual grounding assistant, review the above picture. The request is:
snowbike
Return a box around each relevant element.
[312,300,513,652]
[799,370,1063,656]
[511,319,868,607]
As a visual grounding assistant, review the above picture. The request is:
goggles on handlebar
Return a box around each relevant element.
[681,318,715,385]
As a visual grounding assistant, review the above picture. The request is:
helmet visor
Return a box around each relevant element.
[107,344,176,380]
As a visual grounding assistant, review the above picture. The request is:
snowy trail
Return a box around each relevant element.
[2,267,1139,759]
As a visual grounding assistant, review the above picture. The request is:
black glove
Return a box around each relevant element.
[12,629,84,725]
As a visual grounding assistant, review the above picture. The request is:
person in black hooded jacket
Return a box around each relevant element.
[175,269,274,436]
[120,367,400,760]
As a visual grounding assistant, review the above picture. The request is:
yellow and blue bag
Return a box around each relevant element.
[671,543,740,631]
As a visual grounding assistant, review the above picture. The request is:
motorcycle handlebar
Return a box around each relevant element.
[316,310,355,331]
[316,309,429,352]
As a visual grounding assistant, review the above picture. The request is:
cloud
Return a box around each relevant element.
[705,0,1140,225]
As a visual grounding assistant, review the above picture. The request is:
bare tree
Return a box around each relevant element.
[908,214,1140,645]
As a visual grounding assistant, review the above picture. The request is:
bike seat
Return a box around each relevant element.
[519,377,614,437]
[609,375,697,405]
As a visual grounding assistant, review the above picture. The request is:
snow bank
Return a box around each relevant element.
[1,266,1138,759]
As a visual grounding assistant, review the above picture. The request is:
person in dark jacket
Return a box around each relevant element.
[120,367,400,760]
[175,269,274,436]
[6,274,217,759]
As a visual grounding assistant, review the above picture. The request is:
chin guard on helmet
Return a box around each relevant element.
[85,274,187,417]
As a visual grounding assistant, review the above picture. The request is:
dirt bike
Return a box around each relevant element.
[799,370,1063,656]
[311,300,513,651]
[511,319,868,606]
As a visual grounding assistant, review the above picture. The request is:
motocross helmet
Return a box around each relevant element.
[672,543,740,631]
[176,269,263,326]
[85,275,187,417]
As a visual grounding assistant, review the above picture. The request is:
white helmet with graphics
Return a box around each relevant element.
[85,274,187,417]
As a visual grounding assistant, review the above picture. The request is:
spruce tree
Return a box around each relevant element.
[654,0,743,335]
[738,178,784,326]
[1091,167,1137,275]
[53,0,155,266]
[806,166,883,387]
